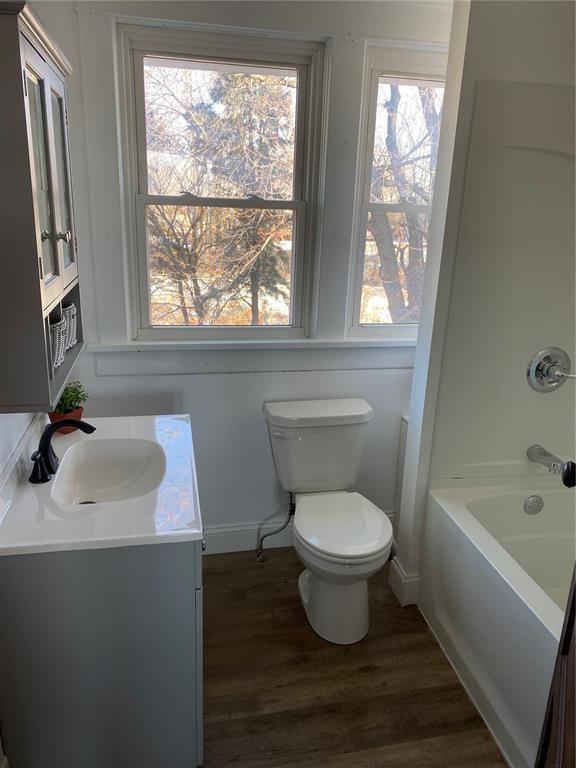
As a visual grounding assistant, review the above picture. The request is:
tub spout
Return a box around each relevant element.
[527,444,563,472]
[527,444,575,488]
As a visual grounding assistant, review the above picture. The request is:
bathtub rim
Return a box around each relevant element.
[428,476,570,641]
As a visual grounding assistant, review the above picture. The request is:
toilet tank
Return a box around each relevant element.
[263,399,373,493]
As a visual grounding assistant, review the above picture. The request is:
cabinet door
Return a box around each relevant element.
[46,67,77,287]
[21,38,62,308]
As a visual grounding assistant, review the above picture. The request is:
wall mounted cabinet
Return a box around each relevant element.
[0,2,84,413]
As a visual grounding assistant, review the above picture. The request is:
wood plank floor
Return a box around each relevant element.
[203,548,507,768]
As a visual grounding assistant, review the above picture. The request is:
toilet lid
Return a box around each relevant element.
[294,492,393,559]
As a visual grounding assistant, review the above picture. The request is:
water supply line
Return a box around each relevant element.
[256,493,295,561]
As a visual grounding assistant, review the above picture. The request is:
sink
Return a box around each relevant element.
[51,438,167,505]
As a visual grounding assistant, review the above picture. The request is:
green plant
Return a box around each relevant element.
[54,381,89,414]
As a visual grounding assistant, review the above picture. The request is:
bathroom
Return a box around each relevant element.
[0,0,573,766]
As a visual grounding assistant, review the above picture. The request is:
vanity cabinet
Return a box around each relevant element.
[0,540,204,768]
[0,3,84,412]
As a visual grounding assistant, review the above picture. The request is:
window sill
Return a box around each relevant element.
[86,336,417,353]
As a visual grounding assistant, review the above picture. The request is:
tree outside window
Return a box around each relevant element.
[359,78,444,325]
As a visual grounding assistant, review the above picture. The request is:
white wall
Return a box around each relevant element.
[75,355,412,535]
[30,1,452,550]
[430,0,575,479]
[0,415,34,479]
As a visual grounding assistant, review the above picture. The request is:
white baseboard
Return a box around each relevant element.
[203,518,293,555]
[389,556,420,605]
[205,510,395,556]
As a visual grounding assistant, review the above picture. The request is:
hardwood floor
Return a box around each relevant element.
[203,548,507,768]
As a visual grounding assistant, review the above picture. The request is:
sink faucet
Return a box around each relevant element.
[527,444,575,488]
[29,419,96,484]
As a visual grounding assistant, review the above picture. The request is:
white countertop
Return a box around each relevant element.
[0,415,203,556]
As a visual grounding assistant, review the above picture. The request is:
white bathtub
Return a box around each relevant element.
[419,478,575,768]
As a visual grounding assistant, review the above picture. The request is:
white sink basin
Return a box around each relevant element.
[51,438,167,505]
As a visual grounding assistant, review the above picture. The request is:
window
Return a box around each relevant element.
[127,30,323,339]
[352,64,444,330]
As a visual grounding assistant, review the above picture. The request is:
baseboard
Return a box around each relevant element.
[388,556,420,606]
[203,518,293,555]
[0,754,9,768]
[205,510,395,556]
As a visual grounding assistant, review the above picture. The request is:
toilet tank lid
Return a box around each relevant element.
[263,398,373,427]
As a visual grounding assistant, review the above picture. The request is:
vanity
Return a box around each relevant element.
[0,415,204,768]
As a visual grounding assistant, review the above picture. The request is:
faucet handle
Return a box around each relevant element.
[29,451,51,484]
[562,461,575,489]
[44,444,59,475]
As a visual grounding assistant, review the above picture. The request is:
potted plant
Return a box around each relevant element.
[48,380,89,434]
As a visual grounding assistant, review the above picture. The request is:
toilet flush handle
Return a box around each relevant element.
[270,429,290,440]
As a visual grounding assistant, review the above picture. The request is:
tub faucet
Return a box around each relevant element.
[527,444,575,488]
[29,419,96,484]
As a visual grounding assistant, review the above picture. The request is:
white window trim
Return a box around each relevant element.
[116,23,326,341]
[347,43,447,341]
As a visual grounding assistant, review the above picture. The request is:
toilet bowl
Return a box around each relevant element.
[293,491,393,644]
[263,398,392,645]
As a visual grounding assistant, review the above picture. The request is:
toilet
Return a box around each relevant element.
[263,398,393,645]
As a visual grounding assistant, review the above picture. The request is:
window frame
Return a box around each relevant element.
[117,24,325,341]
[348,45,447,340]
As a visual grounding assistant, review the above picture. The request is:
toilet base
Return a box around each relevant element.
[298,569,369,645]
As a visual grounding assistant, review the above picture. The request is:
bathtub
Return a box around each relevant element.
[419,478,575,768]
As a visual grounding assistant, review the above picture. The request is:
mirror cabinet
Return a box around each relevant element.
[0,2,84,412]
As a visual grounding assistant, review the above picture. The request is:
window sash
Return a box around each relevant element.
[135,194,307,336]
[130,45,312,337]
[350,66,444,332]
[133,49,308,203]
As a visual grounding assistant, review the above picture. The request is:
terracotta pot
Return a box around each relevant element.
[47,406,84,434]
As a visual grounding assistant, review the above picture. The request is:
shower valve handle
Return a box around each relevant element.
[561,461,575,488]
[549,365,576,381]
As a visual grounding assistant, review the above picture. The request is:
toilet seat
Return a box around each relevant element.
[293,529,389,566]
[294,491,393,561]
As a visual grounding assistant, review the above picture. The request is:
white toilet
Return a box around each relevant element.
[263,398,393,645]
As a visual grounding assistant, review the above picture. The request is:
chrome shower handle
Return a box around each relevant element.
[549,365,576,381]
[527,347,575,392]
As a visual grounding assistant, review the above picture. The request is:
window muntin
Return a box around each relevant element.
[136,54,306,330]
[356,77,444,326]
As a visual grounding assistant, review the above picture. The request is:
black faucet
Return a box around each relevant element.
[29,419,97,484]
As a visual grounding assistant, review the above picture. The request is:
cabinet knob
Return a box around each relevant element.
[40,229,52,241]
[56,230,72,243]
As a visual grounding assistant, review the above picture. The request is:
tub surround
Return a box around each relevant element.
[0,414,203,557]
